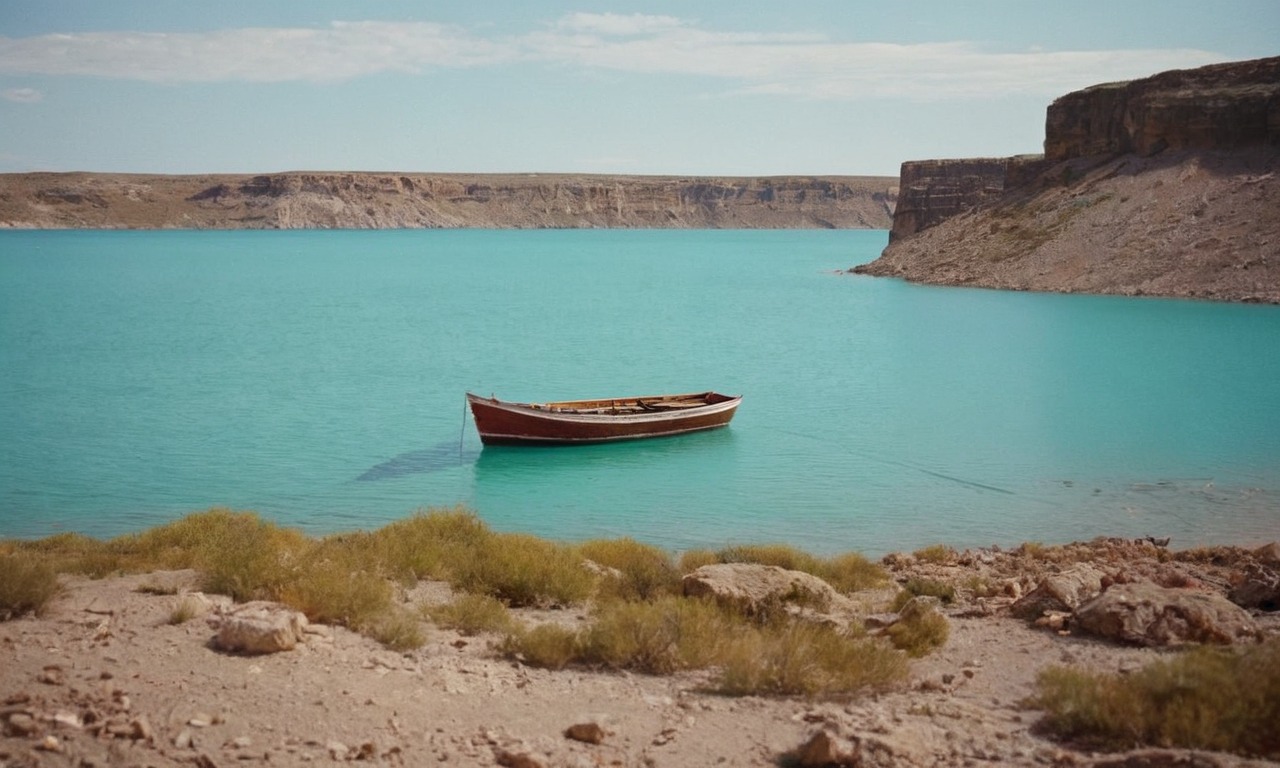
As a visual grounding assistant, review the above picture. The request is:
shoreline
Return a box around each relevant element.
[3,512,1278,766]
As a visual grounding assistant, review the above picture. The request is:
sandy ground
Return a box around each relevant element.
[2,556,1277,768]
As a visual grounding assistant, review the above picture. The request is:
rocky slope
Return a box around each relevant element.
[856,57,1280,303]
[0,172,896,230]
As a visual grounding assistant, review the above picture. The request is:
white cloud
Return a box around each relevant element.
[2,87,43,102]
[0,14,1229,100]
[0,22,513,83]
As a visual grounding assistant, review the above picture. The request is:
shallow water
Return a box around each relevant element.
[2,229,1277,555]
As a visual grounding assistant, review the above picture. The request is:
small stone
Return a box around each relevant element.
[37,734,62,752]
[231,736,252,748]
[130,715,154,741]
[5,712,37,736]
[495,748,547,768]
[189,714,213,728]
[563,722,606,745]
[174,729,194,749]
[326,740,349,760]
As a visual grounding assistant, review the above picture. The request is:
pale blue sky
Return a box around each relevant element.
[1,1,1275,176]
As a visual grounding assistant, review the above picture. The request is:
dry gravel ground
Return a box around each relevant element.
[2,554,1277,768]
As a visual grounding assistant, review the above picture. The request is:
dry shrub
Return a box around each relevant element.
[886,600,949,657]
[578,538,680,601]
[677,549,718,573]
[1033,639,1280,758]
[579,596,735,673]
[704,544,887,595]
[0,551,61,620]
[185,511,309,602]
[717,544,825,574]
[455,532,592,607]
[13,532,120,577]
[890,577,955,611]
[276,533,394,629]
[166,596,203,625]
[716,621,908,698]
[823,552,890,593]
[502,623,580,670]
[372,506,492,582]
[425,593,514,636]
[912,544,957,564]
[364,607,426,652]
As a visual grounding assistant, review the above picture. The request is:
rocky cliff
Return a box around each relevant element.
[858,56,1280,303]
[0,172,896,230]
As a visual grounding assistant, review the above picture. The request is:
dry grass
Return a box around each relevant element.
[912,544,957,564]
[1032,639,1280,758]
[166,596,203,625]
[886,600,950,658]
[425,593,515,636]
[890,577,956,611]
[501,595,909,698]
[578,537,680,601]
[453,532,593,608]
[715,620,908,698]
[684,544,888,594]
[0,550,61,620]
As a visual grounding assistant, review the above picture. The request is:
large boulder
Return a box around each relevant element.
[210,601,309,654]
[1074,581,1260,646]
[681,563,851,618]
[1010,564,1105,620]
[1229,564,1280,611]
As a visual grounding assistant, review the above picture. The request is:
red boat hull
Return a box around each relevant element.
[466,392,741,445]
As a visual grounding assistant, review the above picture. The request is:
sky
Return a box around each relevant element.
[0,1,1276,177]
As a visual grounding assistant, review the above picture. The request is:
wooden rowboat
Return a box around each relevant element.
[466,391,742,445]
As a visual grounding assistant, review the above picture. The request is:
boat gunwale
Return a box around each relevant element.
[465,391,741,425]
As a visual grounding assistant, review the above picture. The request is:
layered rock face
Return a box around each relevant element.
[0,172,896,230]
[859,56,1280,303]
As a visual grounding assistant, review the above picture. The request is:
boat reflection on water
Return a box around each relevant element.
[470,426,742,545]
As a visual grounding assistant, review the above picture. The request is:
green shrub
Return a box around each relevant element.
[0,552,61,620]
[276,534,394,628]
[1033,639,1280,758]
[372,506,492,583]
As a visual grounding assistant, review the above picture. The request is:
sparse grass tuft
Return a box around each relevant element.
[578,538,680,602]
[886,600,949,657]
[425,593,514,636]
[1032,639,1280,758]
[0,551,61,620]
[166,596,203,625]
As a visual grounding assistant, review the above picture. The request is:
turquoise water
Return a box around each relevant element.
[2,229,1278,555]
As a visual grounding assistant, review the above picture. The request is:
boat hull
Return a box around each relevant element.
[466,392,741,446]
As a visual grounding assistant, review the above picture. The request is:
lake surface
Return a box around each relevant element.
[2,229,1278,556]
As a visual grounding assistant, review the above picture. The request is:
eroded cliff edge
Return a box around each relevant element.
[0,173,896,230]
[856,56,1280,303]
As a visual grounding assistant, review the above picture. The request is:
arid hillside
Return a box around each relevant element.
[856,57,1280,303]
[0,172,896,230]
